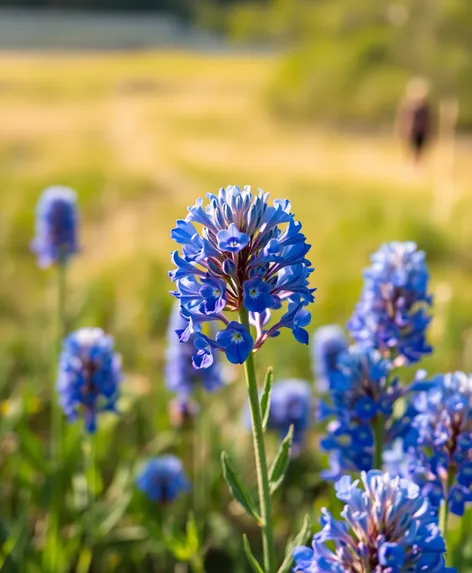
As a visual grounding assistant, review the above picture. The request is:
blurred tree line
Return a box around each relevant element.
[199,0,472,129]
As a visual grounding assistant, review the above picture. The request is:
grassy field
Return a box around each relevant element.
[1,50,472,571]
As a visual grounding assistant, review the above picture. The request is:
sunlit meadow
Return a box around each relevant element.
[1,50,472,571]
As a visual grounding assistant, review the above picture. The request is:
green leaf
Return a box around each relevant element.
[221,452,260,524]
[243,534,264,573]
[269,425,294,495]
[277,514,312,573]
[260,367,274,431]
[185,512,200,555]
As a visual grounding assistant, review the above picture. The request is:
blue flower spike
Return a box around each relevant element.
[406,372,472,516]
[169,186,315,367]
[57,327,122,433]
[294,471,455,573]
[32,185,79,267]
[348,241,433,365]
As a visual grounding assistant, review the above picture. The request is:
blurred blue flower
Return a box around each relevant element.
[57,327,122,433]
[318,346,426,479]
[165,303,223,395]
[169,186,315,366]
[136,455,190,503]
[267,379,313,452]
[311,325,348,393]
[348,241,432,365]
[406,372,472,516]
[31,185,79,267]
[294,470,454,573]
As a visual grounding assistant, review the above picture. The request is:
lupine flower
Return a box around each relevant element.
[57,327,122,433]
[319,346,428,479]
[165,303,223,395]
[267,379,313,452]
[169,185,315,367]
[293,470,454,573]
[31,185,79,267]
[136,455,190,503]
[311,325,348,393]
[348,241,433,365]
[406,372,472,516]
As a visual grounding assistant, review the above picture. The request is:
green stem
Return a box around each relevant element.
[49,260,67,571]
[373,413,384,470]
[193,387,205,538]
[238,309,276,573]
[440,498,449,542]
[85,432,96,553]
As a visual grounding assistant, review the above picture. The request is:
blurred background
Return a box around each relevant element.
[1,0,472,571]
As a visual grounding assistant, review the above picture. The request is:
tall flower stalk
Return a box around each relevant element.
[32,185,79,570]
[169,185,315,572]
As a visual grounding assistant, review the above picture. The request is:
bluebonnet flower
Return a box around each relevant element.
[136,455,190,503]
[348,241,433,365]
[311,325,348,393]
[267,379,313,453]
[406,372,472,516]
[169,186,315,366]
[165,303,223,395]
[31,185,79,267]
[294,470,455,573]
[57,328,122,433]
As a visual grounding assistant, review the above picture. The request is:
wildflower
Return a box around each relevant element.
[311,325,348,393]
[31,185,79,267]
[319,346,428,479]
[406,372,472,516]
[165,303,223,395]
[136,455,190,503]
[57,327,122,433]
[267,379,313,452]
[169,186,315,367]
[348,241,432,365]
[294,470,454,573]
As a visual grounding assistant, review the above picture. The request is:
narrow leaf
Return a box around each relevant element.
[277,514,312,573]
[221,452,260,523]
[243,534,264,573]
[260,367,274,431]
[269,425,294,495]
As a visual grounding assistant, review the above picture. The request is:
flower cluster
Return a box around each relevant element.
[57,327,122,433]
[169,185,315,367]
[31,185,79,267]
[266,379,313,452]
[294,470,454,573]
[311,325,348,393]
[348,241,433,365]
[319,346,400,478]
[165,303,223,395]
[136,455,190,503]
[406,372,472,516]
